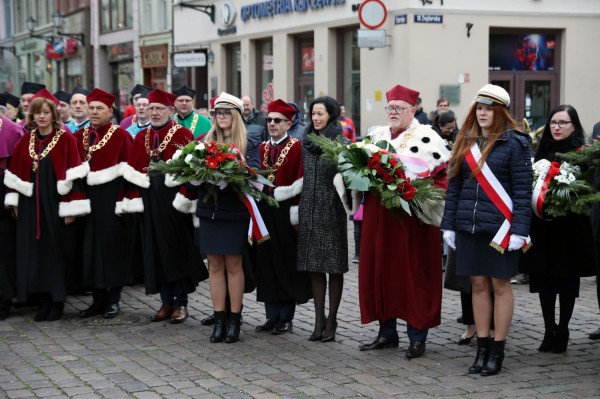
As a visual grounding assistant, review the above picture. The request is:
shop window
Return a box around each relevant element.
[294,35,314,118]
[100,0,132,32]
[226,43,241,97]
[255,39,273,113]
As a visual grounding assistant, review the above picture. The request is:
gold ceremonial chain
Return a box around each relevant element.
[174,112,198,133]
[29,129,65,172]
[145,124,182,157]
[262,138,297,183]
[82,124,119,162]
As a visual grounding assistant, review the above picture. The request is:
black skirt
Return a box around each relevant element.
[198,218,249,255]
[456,231,519,279]
[529,275,581,297]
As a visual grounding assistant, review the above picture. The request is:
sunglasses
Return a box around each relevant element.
[266,117,289,124]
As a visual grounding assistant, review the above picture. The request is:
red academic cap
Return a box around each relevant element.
[386,84,420,106]
[209,96,218,109]
[267,99,297,121]
[30,88,59,106]
[148,89,176,107]
[87,88,116,109]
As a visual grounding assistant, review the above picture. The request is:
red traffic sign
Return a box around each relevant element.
[359,0,387,30]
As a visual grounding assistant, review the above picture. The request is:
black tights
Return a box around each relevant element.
[539,292,576,331]
[310,272,343,335]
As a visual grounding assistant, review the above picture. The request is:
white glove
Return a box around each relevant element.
[507,234,527,251]
[442,230,456,250]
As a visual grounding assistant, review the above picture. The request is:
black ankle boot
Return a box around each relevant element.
[538,324,556,352]
[481,340,505,376]
[210,311,227,343]
[224,312,241,343]
[0,301,12,320]
[552,327,569,353]
[468,337,490,374]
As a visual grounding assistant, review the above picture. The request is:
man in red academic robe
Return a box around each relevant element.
[73,88,135,319]
[254,99,311,334]
[120,89,207,324]
[358,84,450,359]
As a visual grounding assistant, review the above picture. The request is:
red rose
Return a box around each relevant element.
[225,152,236,160]
[402,185,417,201]
[206,157,218,169]
[394,167,406,179]
[368,157,380,170]
[389,157,398,167]
[382,172,394,183]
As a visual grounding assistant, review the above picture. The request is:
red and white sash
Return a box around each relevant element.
[239,193,270,244]
[531,161,560,219]
[465,142,531,253]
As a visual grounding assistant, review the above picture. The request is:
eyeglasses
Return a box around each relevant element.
[176,99,193,103]
[385,106,414,114]
[266,117,289,124]
[148,106,169,113]
[550,120,572,128]
[215,111,232,118]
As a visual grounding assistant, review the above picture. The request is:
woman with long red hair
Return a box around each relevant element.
[441,84,533,376]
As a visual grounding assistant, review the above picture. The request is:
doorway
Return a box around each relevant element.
[491,73,557,131]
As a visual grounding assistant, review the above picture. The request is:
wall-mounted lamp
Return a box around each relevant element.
[0,46,16,54]
[207,49,214,64]
[174,1,215,24]
[26,16,54,43]
[52,12,86,46]
[466,22,473,38]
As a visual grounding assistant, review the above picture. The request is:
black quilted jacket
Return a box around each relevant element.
[441,130,533,237]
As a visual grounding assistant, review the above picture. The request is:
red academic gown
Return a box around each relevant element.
[121,120,207,294]
[4,128,90,301]
[73,122,139,289]
[359,151,448,331]
[254,136,312,305]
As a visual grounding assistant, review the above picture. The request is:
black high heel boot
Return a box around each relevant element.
[552,327,569,353]
[224,312,241,343]
[538,324,556,352]
[210,311,227,343]
[468,336,490,374]
[481,340,505,376]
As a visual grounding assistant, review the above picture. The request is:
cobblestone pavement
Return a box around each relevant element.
[1,224,600,398]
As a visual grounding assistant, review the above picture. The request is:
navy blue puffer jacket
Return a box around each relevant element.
[441,130,533,237]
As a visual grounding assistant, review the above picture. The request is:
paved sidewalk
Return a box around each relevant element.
[1,225,600,398]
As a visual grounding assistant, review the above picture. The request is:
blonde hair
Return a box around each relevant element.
[27,98,62,131]
[203,110,248,157]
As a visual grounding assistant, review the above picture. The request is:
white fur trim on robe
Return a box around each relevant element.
[4,170,33,197]
[193,215,200,228]
[57,162,90,195]
[116,197,144,214]
[274,177,303,202]
[164,173,182,187]
[333,173,351,213]
[4,192,18,207]
[290,205,299,226]
[122,163,150,188]
[172,192,197,214]
[58,199,91,217]
[86,162,124,186]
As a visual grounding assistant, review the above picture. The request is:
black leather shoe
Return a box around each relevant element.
[80,302,104,318]
[34,301,52,322]
[457,331,476,345]
[589,327,600,340]
[46,302,64,322]
[405,341,426,359]
[102,303,120,319]
[272,320,293,335]
[256,319,278,332]
[201,314,215,326]
[359,336,399,351]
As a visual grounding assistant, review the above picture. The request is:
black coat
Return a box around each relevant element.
[519,139,597,278]
[441,130,533,237]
